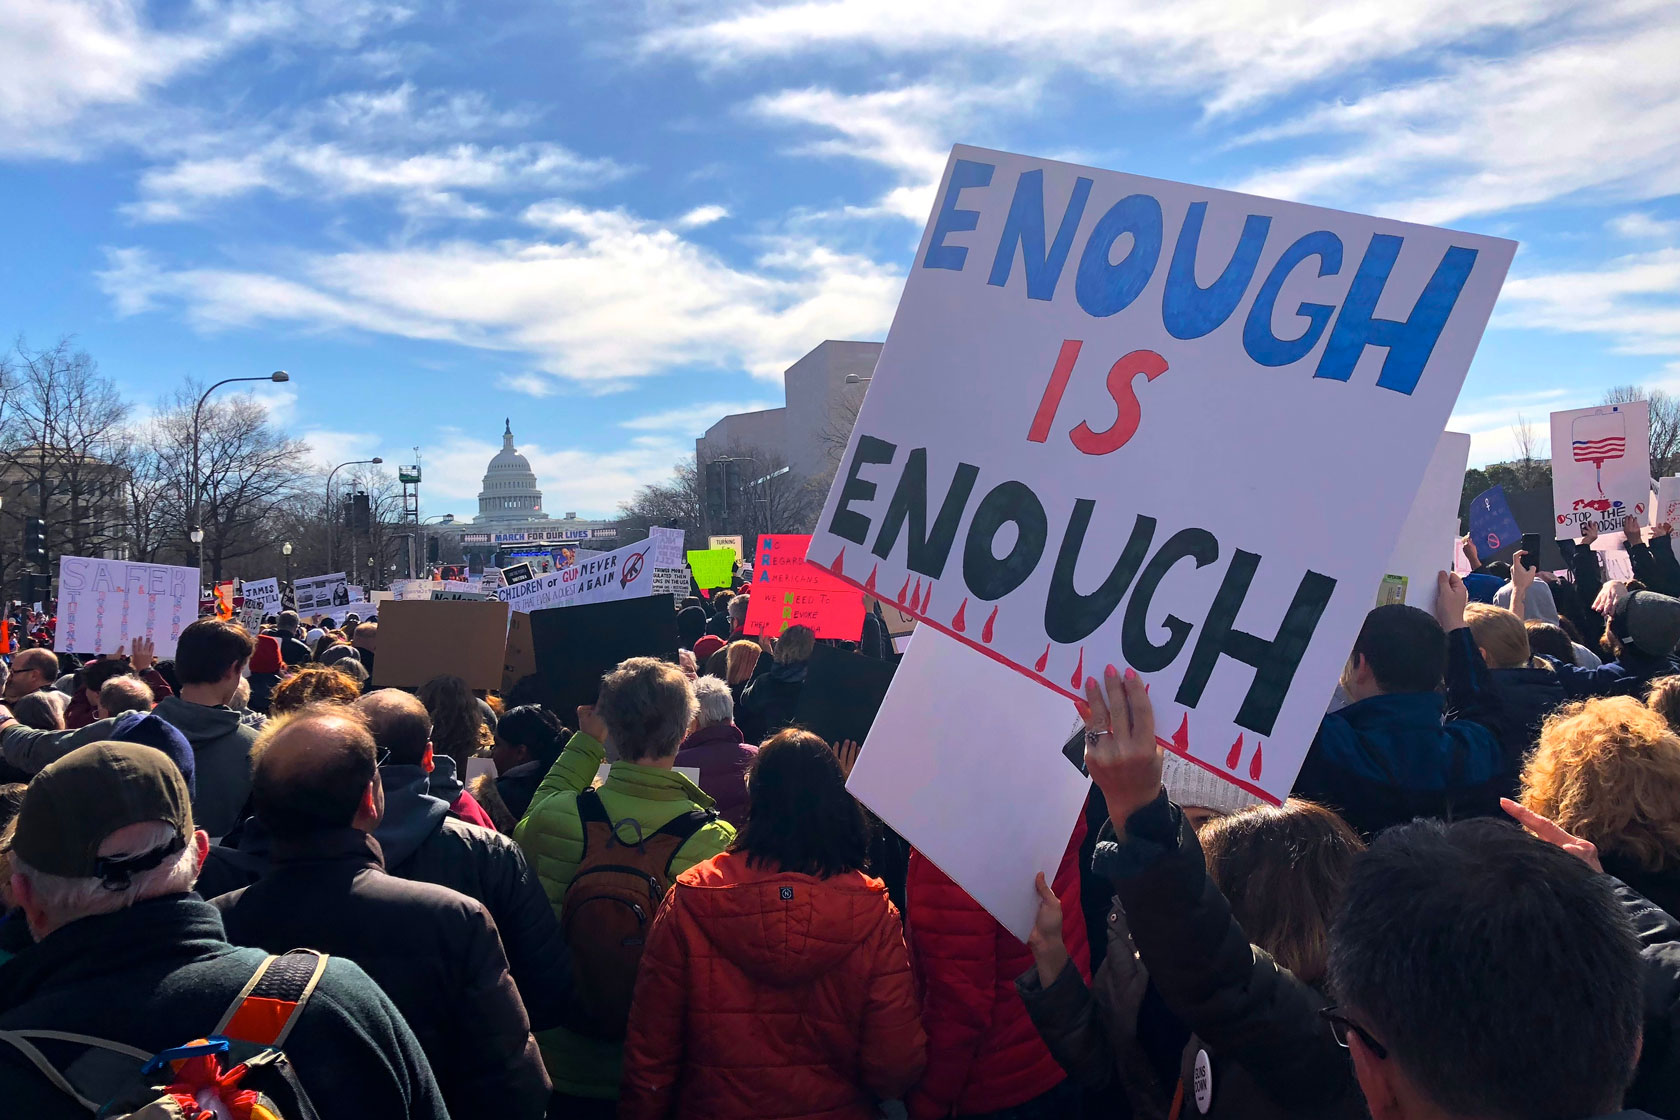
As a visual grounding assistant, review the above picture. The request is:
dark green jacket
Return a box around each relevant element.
[0,895,447,1120]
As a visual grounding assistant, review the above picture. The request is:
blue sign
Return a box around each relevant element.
[1469,484,1523,556]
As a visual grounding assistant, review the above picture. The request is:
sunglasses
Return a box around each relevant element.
[1319,1006,1388,1060]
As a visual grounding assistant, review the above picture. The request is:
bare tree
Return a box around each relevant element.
[148,384,313,581]
[0,337,132,584]
[1509,413,1550,491]
[1604,385,1680,479]
[620,460,705,549]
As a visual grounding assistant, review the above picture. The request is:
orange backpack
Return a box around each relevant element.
[560,787,713,1040]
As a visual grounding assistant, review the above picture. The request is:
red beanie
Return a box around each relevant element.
[693,635,726,664]
[249,634,283,675]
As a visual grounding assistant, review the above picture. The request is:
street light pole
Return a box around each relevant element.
[193,372,290,588]
[324,457,383,572]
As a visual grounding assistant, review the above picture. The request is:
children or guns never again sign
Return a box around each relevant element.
[810,145,1515,804]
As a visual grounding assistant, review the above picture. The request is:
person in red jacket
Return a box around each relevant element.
[905,815,1090,1120]
[620,729,927,1120]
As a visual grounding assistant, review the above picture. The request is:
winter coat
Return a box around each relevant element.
[246,670,282,714]
[1018,892,1182,1120]
[619,850,927,1120]
[496,757,548,822]
[905,820,1089,1119]
[1489,664,1567,766]
[1605,852,1680,928]
[513,731,736,1099]
[427,752,497,828]
[1548,646,1680,701]
[1613,880,1680,1118]
[63,666,173,729]
[0,697,255,838]
[0,895,447,1120]
[214,828,551,1120]
[738,658,808,744]
[675,722,758,828]
[376,763,573,1030]
[1058,794,1362,1119]
[1293,626,1508,838]
[195,766,574,1034]
[277,631,313,666]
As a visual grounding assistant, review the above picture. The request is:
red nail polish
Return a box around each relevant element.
[1105,663,1119,678]
[1123,667,1138,681]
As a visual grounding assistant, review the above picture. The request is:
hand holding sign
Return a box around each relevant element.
[1081,665,1162,825]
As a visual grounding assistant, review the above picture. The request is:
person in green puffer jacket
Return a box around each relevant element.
[513,657,735,1117]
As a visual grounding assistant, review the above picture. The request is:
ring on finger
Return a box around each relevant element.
[1084,729,1113,747]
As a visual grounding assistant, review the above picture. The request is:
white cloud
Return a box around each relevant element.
[1448,390,1567,466]
[0,0,409,157]
[676,204,730,228]
[645,0,1572,115]
[1498,247,1680,359]
[97,204,901,384]
[620,400,782,435]
[1611,212,1680,241]
[498,373,557,397]
[299,427,386,471]
[1231,6,1680,224]
[751,81,1034,221]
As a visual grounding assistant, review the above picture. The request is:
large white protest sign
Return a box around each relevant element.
[496,528,684,614]
[851,627,1089,941]
[241,577,281,614]
[1375,431,1472,615]
[1655,476,1680,528]
[54,556,198,658]
[294,572,349,613]
[1551,402,1651,542]
[809,145,1514,804]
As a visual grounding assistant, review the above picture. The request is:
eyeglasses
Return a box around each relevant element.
[1319,1007,1388,1060]
[375,748,391,768]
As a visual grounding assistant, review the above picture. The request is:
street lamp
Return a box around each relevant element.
[844,373,872,384]
[282,540,293,584]
[324,457,382,571]
[193,372,289,586]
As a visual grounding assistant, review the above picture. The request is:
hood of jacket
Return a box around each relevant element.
[151,695,244,744]
[672,849,888,987]
[427,752,465,801]
[764,658,808,685]
[375,764,451,868]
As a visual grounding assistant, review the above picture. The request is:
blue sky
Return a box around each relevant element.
[2,0,1677,520]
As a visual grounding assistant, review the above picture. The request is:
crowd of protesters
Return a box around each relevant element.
[0,520,1673,1120]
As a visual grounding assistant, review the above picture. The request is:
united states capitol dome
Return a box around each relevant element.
[474,419,550,525]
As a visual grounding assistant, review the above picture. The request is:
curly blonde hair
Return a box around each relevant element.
[1522,696,1680,873]
[269,666,363,716]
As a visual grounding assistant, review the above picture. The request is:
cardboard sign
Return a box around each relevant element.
[430,589,490,602]
[790,645,897,747]
[496,528,683,614]
[1656,476,1680,528]
[807,145,1514,804]
[241,577,282,614]
[687,548,737,590]
[503,611,537,693]
[528,594,680,721]
[867,595,920,638]
[501,561,534,586]
[1551,402,1651,541]
[708,534,745,557]
[850,627,1089,940]
[1377,431,1471,614]
[371,599,511,691]
[54,556,198,658]
[294,572,350,613]
[1468,484,1523,558]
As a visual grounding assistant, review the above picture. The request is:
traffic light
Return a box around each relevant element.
[426,535,440,564]
[351,492,371,534]
[723,459,743,508]
[22,517,45,569]
[24,572,50,606]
